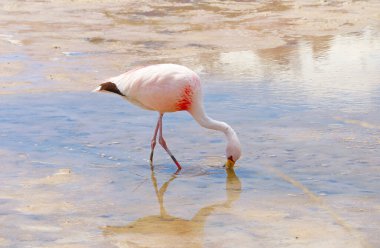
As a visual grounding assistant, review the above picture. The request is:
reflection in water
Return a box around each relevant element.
[304,35,333,59]
[103,167,241,247]
[217,27,379,109]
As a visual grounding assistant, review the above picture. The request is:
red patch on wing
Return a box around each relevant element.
[176,85,193,111]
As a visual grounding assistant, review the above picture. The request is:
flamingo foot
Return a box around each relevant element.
[149,152,154,165]
[170,155,182,170]
[174,168,181,175]
[158,136,182,170]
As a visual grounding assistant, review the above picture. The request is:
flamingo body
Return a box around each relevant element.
[94,64,241,169]
[108,64,201,113]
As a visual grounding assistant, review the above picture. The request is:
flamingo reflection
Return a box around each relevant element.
[103,166,241,247]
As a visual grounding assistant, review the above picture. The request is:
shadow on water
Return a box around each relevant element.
[103,167,241,247]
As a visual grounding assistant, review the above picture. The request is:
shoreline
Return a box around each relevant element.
[1,1,379,94]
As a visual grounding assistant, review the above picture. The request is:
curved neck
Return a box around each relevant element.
[189,102,241,161]
[189,104,236,140]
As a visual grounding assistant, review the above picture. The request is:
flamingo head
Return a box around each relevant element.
[225,135,241,168]
[93,82,125,96]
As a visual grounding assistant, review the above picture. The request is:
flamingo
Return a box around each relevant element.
[93,64,241,170]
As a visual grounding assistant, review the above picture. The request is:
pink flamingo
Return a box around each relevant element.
[93,64,241,170]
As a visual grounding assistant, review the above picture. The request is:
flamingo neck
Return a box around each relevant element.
[189,104,237,144]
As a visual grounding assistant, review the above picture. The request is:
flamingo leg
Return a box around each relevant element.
[158,114,182,170]
[149,114,161,164]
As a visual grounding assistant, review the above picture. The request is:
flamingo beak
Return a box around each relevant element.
[92,86,101,92]
[225,158,235,168]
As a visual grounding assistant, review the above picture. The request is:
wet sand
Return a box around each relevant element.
[1,1,380,247]
[1,0,380,93]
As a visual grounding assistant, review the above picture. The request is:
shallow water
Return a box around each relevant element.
[1,1,380,248]
[1,76,379,247]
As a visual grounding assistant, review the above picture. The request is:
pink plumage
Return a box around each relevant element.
[94,64,241,170]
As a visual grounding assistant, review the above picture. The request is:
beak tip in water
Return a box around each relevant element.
[225,159,235,168]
